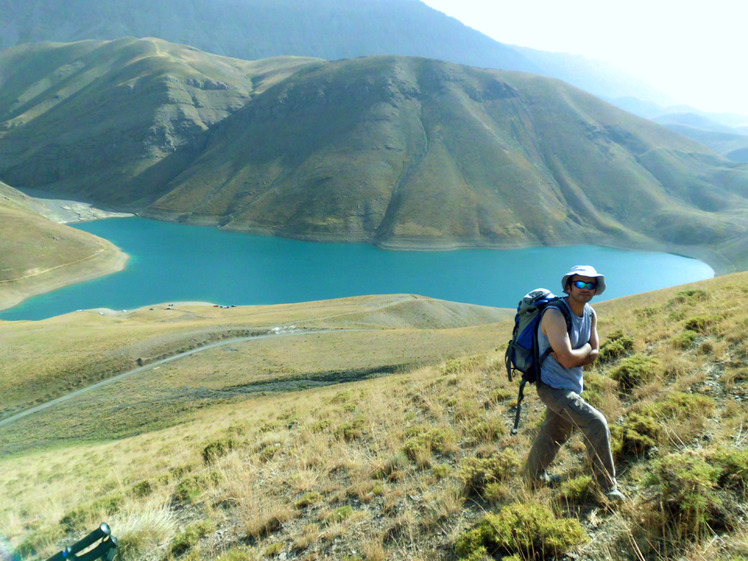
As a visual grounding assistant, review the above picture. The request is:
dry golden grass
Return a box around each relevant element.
[1,274,747,560]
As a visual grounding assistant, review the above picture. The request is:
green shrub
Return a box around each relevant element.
[634,306,658,319]
[465,418,505,443]
[264,542,284,556]
[674,329,699,349]
[684,315,717,333]
[652,391,715,417]
[672,289,709,304]
[616,412,659,457]
[130,479,154,498]
[258,442,281,462]
[645,452,733,538]
[609,354,660,391]
[455,503,588,560]
[431,463,452,480]
[325,505,353,524]
[401,426,458,464]
[170,520,216,556]
[295,492,323,508]
[707,447,748,490]
[309,419,330,432]
[598,330,635,362]
[556,475,593,504]
[202,437,238,464]
[459,450,520,495]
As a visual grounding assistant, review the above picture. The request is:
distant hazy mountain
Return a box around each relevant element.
[2,39,747,271]
[0,0,669,107]
[652,113,748,163]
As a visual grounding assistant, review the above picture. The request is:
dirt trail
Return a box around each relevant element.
[0,328,363,429]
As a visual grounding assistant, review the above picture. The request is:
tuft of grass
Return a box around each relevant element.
[113,504,176,561]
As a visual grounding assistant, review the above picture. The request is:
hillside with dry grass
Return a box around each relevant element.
[1,274,746,561]
[0,182,127,310]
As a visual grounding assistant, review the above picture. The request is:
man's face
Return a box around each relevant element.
[568,275,597,303]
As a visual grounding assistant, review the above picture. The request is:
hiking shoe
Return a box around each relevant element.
[531,472,563,488]
[604,488,626,502]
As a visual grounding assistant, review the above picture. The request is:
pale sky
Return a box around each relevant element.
[421,0,748,117]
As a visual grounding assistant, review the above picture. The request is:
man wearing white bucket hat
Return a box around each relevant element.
[525,265,625,502]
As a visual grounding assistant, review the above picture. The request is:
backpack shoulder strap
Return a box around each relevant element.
[542,298,573,334]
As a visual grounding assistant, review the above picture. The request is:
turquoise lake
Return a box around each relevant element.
[0,217,715,321]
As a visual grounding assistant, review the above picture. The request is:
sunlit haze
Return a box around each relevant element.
[421,0,748,117]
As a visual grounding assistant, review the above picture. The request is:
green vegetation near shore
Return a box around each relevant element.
[1,274,746,561]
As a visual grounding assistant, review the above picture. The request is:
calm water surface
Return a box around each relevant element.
[0,217,714,321]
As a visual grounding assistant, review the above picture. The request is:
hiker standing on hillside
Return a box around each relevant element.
[525,265,625,501]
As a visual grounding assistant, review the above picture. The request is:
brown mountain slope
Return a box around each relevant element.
[0,38,321,207]
[146,56,748,266]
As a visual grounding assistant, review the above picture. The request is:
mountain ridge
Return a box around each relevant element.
[0,0,670,107]
[1,39,748,274]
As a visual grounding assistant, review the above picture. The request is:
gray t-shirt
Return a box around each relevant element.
[537,300,593,394]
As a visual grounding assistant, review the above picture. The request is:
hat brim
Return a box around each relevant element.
[562,273,606,295]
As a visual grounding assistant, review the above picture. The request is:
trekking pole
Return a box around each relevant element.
[46,523,118,561]
[512,379,526,435]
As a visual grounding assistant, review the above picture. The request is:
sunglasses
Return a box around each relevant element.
[572,280,597,290]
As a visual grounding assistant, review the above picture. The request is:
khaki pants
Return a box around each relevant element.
[526,382,617,491]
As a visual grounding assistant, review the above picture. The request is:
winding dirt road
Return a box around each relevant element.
[0,328,357,429]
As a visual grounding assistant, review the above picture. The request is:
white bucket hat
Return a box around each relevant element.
[562,265,606,295]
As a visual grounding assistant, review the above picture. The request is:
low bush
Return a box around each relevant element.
[706,447,748,490]
[556,475,593,504]
[644,451,734,541]
[609,354,660,391]
[458,450,520,496]
[598,329,635,362]
[455,502,588,560]
[325,505,353,525]
[295,492,323,509]
[684,315,718,333]
[674,329,700,349]
[202,437,238,464]
[672,289,710,304]
[401,425,458,466]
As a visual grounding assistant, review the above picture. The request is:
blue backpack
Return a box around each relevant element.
[504,288,572,433]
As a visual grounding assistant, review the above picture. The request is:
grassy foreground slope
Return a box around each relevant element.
[0,182,127,310]
[1,275,746,561]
